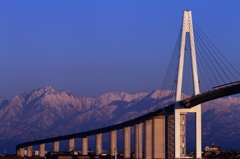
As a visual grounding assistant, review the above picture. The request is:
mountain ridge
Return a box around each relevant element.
[0,86,239,153]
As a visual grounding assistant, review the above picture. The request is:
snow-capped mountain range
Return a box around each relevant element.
[0,86,240,153]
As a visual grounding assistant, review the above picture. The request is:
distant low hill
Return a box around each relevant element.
[0,86,239,154]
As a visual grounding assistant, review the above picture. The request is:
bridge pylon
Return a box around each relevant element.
[174,10,202,159]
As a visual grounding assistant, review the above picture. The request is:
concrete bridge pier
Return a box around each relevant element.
[54,141,59,152]
[124,126,131,159]
[19,147,24,157]
[40,143,45,157]
[68,138,74,151]
[27,146,32,157]
[110,130,117,157]
[144,119,152,159]
[167,114,175,159]
[135,123,142,159]
[96,133,102,155]
[180,113,187,156]
[152,116,165,159]
[82,136,88,155]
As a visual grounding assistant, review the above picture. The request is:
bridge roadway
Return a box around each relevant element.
[16,82,240,158]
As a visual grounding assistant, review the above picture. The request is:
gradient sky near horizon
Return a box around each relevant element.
[0,1,239,99]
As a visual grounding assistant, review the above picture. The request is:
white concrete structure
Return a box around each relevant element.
[144,119,152,159]
[68,138,74,151]
[19,147,24,157]
[152,116,165,159]
[54,141,59,152]
[82,136,88,155]
[96,133,102,155]
[27,146,32,157]
[135,123,142,159]
[124,126,131,159]
[40,143,45,157]
[110,130,117,156]
[174,10,202,159]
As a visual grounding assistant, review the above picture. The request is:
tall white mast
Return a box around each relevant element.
[174,10,202,159]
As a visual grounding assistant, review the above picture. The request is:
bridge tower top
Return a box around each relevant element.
[175,10,200,104]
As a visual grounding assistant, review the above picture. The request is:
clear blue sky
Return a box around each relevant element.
[0,1,239,99]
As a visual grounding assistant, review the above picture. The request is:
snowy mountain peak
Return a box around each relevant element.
[26,86,64,104]
[43,86,55,92]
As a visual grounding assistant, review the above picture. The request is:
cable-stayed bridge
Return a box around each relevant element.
[16,10,240,159]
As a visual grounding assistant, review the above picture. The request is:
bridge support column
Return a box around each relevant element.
[196,107,202,159]
[54,141,59,152]
[135,123,142,159]
[124,126,131,159]
[180,114,187,156]
[40,143,45,157]
[82,136,88,155]
[68,138,74,151]
[152,116,165,159]
[175,110,186,158]
[110,130,117,157]
[96,133,102,155]
[167,114,175,159]
[144,119,152,159]
[27,146,32,157]
[19,147,24,157]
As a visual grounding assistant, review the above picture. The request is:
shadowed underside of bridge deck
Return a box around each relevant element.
[16,82,240,150]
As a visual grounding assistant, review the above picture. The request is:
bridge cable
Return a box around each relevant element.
[194,31,222,87]
[157,29,181,109]
[194,33,216,90]
[194,22,240,79]
[193,25,229,85]
[195,30,228,84]
[194,22,239,84]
